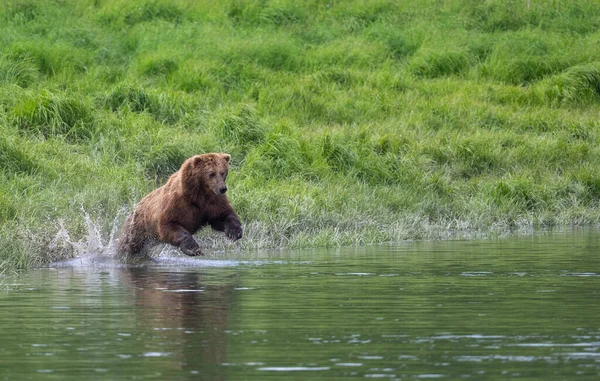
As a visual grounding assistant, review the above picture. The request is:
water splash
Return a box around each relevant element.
[49,208,127,267]
[48,208,250,268]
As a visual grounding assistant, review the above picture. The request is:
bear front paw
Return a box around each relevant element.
[179,237,203,256]
[181,245,203,256]
[226,224,243,241]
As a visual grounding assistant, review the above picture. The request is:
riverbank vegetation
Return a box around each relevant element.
[2,0,600,270]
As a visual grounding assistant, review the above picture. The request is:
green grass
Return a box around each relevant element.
[2,0,600,270]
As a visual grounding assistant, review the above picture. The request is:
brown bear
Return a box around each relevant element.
[118,153,242,259]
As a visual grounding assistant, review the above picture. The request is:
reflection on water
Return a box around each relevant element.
[0,265,238,380]
[1,229,600,380]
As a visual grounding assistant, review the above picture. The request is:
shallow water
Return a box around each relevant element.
[1,229,600,380]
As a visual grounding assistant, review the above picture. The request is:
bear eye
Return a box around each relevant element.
[220,172,225,177]
[209,172,216,178]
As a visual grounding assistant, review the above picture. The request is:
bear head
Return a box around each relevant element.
[182,153,231,197]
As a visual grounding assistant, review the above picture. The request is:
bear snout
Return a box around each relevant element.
[219,186,228,194]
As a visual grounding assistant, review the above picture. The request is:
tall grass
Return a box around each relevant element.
[2,0,600,270]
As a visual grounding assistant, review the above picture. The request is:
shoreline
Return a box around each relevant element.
[2,216,598,272]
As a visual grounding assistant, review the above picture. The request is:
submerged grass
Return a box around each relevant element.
[2,0,600,270]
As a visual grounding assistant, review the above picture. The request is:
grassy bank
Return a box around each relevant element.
[2,0,600,270]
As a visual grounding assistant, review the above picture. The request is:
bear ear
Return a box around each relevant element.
[221,153,231,163]
[193,155,204,167]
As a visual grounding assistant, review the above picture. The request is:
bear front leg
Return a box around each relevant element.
[158,222,203,256]
[211,213,243,241]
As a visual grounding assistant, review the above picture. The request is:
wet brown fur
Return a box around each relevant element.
[118,153,242,259]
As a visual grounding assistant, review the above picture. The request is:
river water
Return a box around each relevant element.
[1,229,599,380]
